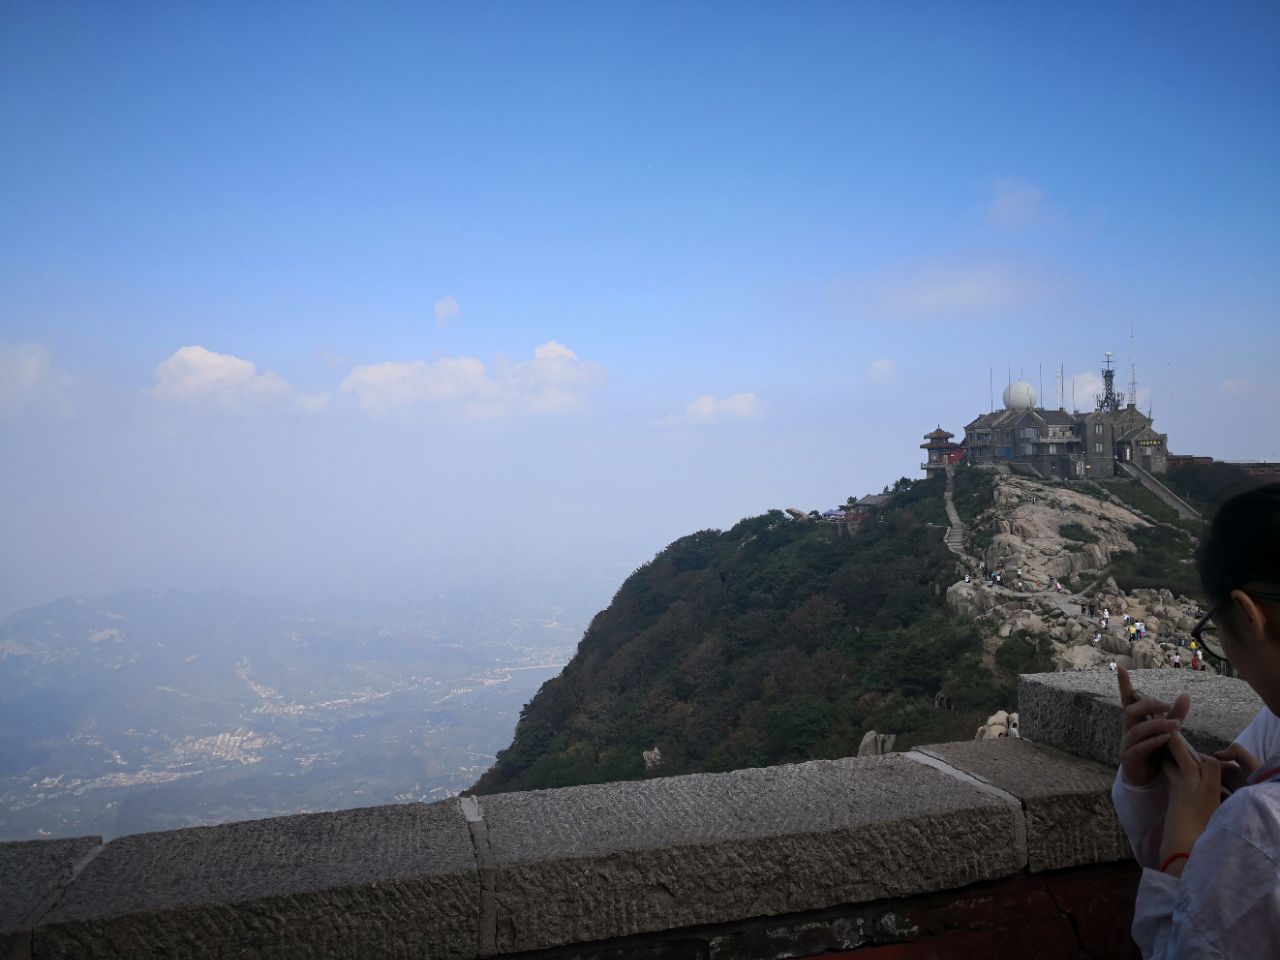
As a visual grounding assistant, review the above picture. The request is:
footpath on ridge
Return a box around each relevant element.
[941,470,1204,675]
[942,464,966,558]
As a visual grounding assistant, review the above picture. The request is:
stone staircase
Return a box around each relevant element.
[942,465,968,559]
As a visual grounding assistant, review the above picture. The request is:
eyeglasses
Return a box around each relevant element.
[1191,605,1226,660]
[1191,589,1280,661]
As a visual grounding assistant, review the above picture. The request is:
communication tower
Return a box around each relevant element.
[1095,352,1125,413]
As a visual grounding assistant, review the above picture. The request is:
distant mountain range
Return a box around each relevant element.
[0,589,583,840]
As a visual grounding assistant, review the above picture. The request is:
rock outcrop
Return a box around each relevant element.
[857,730,897,757]
[974,477,1150,586]
[947,475,1208,677]
[974,710,1019,739]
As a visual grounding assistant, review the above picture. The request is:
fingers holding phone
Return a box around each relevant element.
[1214,742,1261,793]
[1116,666,1192,787]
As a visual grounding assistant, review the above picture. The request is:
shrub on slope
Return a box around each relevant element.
[471,478,1004,795]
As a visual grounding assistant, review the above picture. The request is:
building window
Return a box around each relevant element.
[1095,423,1103,435]
[1049,444,1056,454]
[1095,442,1103,454]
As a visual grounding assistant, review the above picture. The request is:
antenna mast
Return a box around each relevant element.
[1129,329,1138,408]
[1096,352,1124,413]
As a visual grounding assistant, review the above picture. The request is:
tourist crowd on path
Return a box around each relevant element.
[968,560,1221,669]
[963,526,1224,672]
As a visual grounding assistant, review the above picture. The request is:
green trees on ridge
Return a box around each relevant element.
[470,474,1009,796]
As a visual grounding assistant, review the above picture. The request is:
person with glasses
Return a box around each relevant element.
[1110,482,1280,958]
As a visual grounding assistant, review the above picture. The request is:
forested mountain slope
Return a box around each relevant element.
[471,461,1237,796]
[471,474,1008,795]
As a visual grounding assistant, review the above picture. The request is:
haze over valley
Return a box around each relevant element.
[0,588,594,840]
[2,3,1278,847]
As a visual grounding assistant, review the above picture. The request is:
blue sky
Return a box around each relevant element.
[2,2,1278,615]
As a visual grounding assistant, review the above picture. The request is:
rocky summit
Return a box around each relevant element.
[946,473,1205,674]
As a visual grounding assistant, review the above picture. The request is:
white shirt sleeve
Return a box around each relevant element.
[1130,784,1280,959]
[1112,767,1170,868]
[1111,706,1280,869]
[1234,707,1280,764]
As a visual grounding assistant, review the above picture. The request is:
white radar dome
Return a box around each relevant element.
[1002,380,1037,411]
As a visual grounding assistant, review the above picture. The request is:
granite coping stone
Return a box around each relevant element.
[915,738,1129,872]
[1018,670,1264,766]
[475,754,1024,954]
[0,735,1186,959]
[30,800,480,960]
[0,835,101,944]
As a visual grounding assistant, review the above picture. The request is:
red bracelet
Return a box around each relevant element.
[1160,851,1190,873]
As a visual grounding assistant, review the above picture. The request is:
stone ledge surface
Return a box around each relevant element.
[0,733,1185,959]
[1018,670,1264,766]
[477,754,1022,954]
[915,738,1129,872]
[0,834,100,951]
[30,801,479,960]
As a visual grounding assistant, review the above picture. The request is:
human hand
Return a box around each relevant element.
[1159,731,1224,876]
[1117,666,1190,787]
[1213,742,1261,794]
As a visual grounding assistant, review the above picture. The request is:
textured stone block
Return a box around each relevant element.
[33,801,479,960]
[914,739,1128,872]
[1018,670,1264,766]
[476,755,1021,954]
[0,835,101,952]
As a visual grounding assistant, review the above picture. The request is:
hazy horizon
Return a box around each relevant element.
[4,3,1278,617]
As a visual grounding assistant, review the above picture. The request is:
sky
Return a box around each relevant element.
[2,2,1278,617]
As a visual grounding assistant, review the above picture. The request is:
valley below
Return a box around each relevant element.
[0,589,585,841]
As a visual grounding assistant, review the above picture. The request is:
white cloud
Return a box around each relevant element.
[295,392,332,412]
[658,392,764,426]
[878,261,1053,318]
[151,346,306,410]
[866,358,898,383]
[987,178,1045,228]
[434,295,461,327]
[0,342,74,416]
[340,340,601,417]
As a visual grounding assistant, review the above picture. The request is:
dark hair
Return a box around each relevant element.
[1196,482,1280,605]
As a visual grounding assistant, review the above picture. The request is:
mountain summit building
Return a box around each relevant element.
[930,355,1169,481]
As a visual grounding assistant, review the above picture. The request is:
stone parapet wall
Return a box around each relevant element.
[6,669,1260,959]
[1018,669,1263,766]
